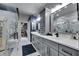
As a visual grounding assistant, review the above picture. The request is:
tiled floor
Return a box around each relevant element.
[11,37,40,56]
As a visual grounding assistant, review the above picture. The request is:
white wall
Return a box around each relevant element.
[19,14,29,23]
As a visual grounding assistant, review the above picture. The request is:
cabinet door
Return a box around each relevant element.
[48,47,58,56]
[59,44,78,56]
[46,39,58,51]
[36,41,42,51]
[41,44,48,56]
[38,37,58,56]
[32,35,38,48]
[36,40,47,56]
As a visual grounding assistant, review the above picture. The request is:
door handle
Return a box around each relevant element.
[62,49,72,55]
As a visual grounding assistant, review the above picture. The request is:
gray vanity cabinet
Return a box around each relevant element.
[59,44,78,56]
[31,34,79,56]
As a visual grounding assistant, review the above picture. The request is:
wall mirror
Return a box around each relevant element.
[51,3,79,34]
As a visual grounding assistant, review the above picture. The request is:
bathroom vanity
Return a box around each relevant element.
[31,32,79,56]
[30,3,79,56]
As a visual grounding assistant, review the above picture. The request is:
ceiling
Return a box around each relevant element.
[3,3,61,15]
[3,3,46,15]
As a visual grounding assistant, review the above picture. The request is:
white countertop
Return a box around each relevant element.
[31,32,79,50]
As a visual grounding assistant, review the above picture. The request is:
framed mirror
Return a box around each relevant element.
[51,3,78,34]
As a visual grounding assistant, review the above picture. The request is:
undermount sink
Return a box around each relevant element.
[46,33,52,36]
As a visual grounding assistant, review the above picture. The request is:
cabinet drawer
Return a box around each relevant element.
[37,37,47,46]
[37,36,45,43]
[59,44,78,56]
[48,47,58,56]
[46,40,58,51]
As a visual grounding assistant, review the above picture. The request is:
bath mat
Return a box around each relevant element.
[22,44,36,56]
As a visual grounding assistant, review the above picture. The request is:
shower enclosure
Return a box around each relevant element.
[0,6,18,56]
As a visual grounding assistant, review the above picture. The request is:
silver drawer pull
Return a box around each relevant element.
[62,49,72,55]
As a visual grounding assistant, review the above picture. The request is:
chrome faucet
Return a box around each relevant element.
[72,32,79,40]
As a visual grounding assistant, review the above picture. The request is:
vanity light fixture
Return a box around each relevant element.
[51,3,69,13]
[51,5,61,13]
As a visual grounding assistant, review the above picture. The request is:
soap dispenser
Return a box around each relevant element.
[73,32,79,40]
